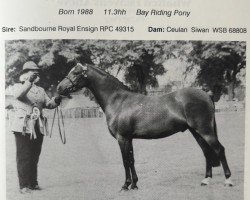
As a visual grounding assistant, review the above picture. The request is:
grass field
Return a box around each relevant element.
[6,111,245,200]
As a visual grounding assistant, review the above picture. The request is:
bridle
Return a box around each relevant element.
[65,75,79,92]
[64,64,88,92]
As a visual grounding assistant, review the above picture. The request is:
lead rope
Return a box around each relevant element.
[50,106,66,144]
[58,105,66,144]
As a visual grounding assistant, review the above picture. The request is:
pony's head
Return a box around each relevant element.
[57,63,88,96]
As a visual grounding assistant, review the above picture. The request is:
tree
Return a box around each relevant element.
[5,40,168,95]
[7,40,244,99]
[5,40,94,91]
[125,50,164,94]
[106,40,184,94]
[187,41,246,100]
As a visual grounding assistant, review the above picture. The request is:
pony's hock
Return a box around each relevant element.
[57,63,233,190]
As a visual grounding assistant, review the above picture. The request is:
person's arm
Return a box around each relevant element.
[44,90,61,109]
[13,73,38,99]
[13,81,32,99]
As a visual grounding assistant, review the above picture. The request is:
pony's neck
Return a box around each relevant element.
[86,65,127,111]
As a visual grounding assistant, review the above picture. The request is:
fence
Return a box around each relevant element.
[62,107,103,118]
[44,107,103,119]
[6,100,245,121]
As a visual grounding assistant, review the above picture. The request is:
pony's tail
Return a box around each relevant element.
[204,95,220,167]
[211,95,220,166]
[211,95,218,138]
[209,99,220,167]
[208,116,220,167]
[213,116,218,138]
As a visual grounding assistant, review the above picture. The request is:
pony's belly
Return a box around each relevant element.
[133,119,187,139]
[134,130,178,139]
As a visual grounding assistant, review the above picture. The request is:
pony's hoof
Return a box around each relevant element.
[201,177,211,186]
[224,178,234,187]
[119,186,129,192]
[131,185,138,190]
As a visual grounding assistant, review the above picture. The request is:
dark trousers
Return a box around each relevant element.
[14,122,44,189]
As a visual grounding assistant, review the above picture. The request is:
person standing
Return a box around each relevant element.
[10,61,62,194]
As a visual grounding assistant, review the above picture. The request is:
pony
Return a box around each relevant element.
[57,63,233,190]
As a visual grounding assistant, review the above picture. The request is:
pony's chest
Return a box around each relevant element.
[105,110,133,138]
[105,112,120,133]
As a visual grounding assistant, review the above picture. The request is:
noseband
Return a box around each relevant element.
[65,76,78,89]
[65,72,87,92]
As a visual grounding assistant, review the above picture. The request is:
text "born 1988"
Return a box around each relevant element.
[58,9,93,15]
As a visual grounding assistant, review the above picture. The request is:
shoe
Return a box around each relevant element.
[30,184,42,190]
[19,187,32,194]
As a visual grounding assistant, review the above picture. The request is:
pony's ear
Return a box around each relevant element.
[76,63,87,71]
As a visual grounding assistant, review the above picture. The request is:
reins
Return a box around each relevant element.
[50,63,86,144]
[50,105,66,144]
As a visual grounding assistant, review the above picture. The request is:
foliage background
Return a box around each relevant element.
[5,40,246,100]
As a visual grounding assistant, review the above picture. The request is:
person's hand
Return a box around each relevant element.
[55,95,62,104]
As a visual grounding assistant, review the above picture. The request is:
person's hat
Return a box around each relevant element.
[21,61,40,74]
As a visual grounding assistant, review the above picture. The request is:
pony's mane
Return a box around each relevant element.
[90,65,131,91]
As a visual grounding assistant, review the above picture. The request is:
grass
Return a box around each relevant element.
[6,112,245,200]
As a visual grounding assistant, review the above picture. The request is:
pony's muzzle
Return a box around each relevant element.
[57,83,67,96]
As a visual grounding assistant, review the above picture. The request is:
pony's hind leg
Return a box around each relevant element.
[185,99,232,186]
[207,138,233,186]
[218,143,233,186]
[191,127,233,186]
[189,128,213,185]
[201,159,212,186]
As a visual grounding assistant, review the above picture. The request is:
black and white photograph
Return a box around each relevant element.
[5,40,246,200]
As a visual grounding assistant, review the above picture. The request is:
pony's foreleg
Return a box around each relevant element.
[128,140,138,190]
[118,137,132,191]
[118,137,138,190]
